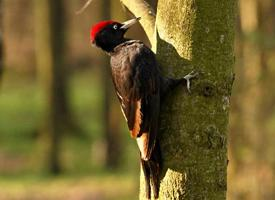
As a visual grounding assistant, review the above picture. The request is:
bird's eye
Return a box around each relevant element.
[113,24,118,30]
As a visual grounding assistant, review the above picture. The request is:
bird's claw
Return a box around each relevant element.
[184,71,198,93]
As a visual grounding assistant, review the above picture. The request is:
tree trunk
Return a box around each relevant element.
[34,0,69,174]
[143,0,235,199]
[229,0,275,199]
[100,0,123,169]
[0,0,3,82]
[227,11,246,200]
[121,0,236,198]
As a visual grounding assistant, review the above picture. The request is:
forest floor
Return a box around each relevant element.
[0,69,139,200]
[0,175,138,200]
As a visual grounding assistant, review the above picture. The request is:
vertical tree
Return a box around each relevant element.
[227,11,245,195]
[229,0,275,199]
[0,0,3,82]
[34,0,70,174]
[121,0,236,199]
[100,0,121,169]
[100,0,127,169]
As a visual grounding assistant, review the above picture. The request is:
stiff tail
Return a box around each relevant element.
[140,142,161,199]
[141,159,151,199]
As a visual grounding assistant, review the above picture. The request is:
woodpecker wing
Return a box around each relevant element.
[110,40,160,160]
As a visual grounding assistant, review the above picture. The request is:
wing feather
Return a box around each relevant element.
[111,41,160,160]
[130,100,142,138]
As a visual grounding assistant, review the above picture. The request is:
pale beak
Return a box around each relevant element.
[120,17,141,30]
[91,40,96,47]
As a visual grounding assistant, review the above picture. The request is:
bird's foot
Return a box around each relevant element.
[184,71,198,93]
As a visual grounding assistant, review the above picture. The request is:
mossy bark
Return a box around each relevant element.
[139,0,236,199]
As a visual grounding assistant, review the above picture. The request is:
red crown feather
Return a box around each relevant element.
[90,20,116,42]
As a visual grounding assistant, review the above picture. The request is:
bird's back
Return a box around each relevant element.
[110,40,161,160]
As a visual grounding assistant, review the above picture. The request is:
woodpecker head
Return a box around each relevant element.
[90,17,141,52]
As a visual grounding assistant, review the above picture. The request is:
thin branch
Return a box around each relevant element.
[75,0,93,15]
[120,0,156,45]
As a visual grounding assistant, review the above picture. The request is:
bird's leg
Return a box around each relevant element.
[183,70,198,93]
[161,71,198,98]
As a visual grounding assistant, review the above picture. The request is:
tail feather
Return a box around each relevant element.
[140,141,161,199]
[141,159,151,199]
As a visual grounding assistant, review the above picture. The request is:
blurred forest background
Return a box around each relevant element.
[0,0,274,200]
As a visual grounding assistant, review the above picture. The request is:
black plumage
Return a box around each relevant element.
[111,40,161,199]
[90,18,196,199]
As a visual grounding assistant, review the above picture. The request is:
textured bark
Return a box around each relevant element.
[141,0,235,199]
[121,0,236,199]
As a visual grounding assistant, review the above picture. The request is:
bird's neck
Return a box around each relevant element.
[102,38,130,53]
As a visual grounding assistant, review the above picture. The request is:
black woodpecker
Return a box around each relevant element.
[90,17,197,199]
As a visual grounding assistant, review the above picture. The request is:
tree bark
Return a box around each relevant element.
[122,0,236,199]
[227,12,245,198]
[120,0,155,44]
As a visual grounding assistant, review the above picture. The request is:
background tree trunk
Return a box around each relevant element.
[48,0,80,136]
[135,0,236,199]
[228,0,275,199]
[0,0,3,82]
[100,0,124,169]
[34,0,71,174]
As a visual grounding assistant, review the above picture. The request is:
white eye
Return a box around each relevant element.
[113,24,118,30]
